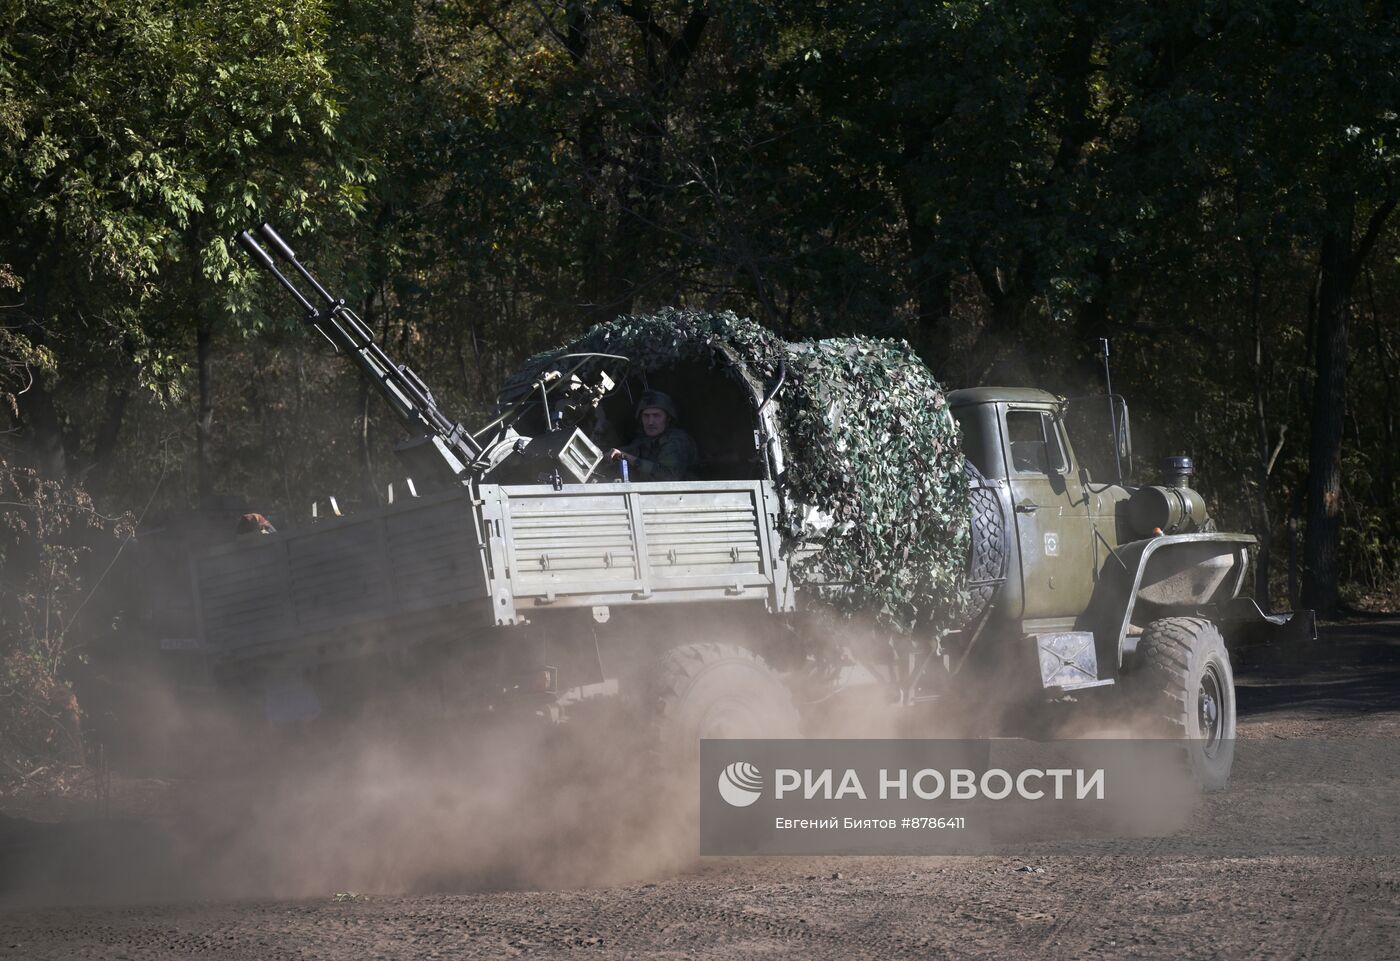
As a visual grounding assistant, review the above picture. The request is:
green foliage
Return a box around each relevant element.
[1,265,56,417]
[1,0,1398,618]
[1,0,350,286]
[0,0,364,482]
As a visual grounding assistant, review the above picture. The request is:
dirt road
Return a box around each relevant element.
[2,618,1398,960]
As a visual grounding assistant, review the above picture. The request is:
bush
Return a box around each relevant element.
[0,460,133,771]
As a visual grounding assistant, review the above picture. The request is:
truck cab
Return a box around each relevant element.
[947,387,1310,769]
[950,387,1114,633]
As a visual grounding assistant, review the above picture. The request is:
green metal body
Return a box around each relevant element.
[947,388,1274,674]
[951,390,1102,625]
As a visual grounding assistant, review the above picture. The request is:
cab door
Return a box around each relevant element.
[1003,407,1095,623]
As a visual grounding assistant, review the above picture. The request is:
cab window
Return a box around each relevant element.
[1006,410,1067,475]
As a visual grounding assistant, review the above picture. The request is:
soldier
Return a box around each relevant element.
[609,389,699,481]
[236,512,277,536]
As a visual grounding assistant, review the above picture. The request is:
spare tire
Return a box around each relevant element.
[964,459,1008,624]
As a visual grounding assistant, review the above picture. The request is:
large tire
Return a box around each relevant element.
[1135,616,1236,790]
[649,642,800,755]
[964,460,1008,624]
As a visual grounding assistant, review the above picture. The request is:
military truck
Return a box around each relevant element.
[200,226,1310,787]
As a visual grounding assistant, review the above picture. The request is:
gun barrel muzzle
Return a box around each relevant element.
[237,231,276,270]
[258,223,298,264]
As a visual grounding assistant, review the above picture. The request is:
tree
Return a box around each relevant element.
[1239,3,1400,616]
[0,0,360,492]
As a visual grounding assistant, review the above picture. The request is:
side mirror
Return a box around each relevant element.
[1065,394,1133,485]
[1114,397,1133,480]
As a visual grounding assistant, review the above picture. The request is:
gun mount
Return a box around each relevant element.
[236,224,622,489]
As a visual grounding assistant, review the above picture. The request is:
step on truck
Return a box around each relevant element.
[198,225,1313,786]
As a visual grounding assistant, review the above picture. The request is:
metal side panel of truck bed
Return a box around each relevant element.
[479,479,794,624]
[193,488,493,664]
[193,479,795,666]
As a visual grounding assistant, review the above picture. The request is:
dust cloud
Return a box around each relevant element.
[1,659,704,906]
[1,612,1207,907]
[4,595,857,906]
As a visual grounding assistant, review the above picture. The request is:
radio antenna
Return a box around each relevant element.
[1101,337,1123,484]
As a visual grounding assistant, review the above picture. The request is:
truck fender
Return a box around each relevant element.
[1207,596,1317,649]
[1078,532,1255,669]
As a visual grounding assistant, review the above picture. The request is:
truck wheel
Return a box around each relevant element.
[1136,616,1236,790]
[650,642,799,754]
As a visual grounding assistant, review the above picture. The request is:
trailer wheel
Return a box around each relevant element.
[650,642,799,755]
[1135,616,1236,790]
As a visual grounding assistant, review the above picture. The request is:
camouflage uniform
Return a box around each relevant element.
[622,427,699,481]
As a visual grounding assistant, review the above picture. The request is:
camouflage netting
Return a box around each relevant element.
[505,309,971,635]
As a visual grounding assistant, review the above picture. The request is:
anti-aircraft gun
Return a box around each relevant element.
[236,224,622,490]
[198,227,802,731]
[193,232,1309,789]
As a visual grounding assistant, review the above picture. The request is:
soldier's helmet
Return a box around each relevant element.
[636,389,679,424]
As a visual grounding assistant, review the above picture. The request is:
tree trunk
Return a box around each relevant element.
[1249,265,1276,609]
[13,271,70,478]
[85,371,135,494]
[17,375,69,479]
[966,285,1035,383]
[583,3,710,320]
[1366,269,1399,543]
[1073,249,1116,388]
[899,181,952,374]
[1303,193,1354,616]
[195,313,214,501]
[13,274,133,487]
[1302,190,1398,616]
[1288,486,1303,611]
[557,1,611,322]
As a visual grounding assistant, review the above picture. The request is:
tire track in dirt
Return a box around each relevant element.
[3,854,1398,961]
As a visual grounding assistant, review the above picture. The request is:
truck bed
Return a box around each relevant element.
[193,480,793,666]
[480,480,792,623]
